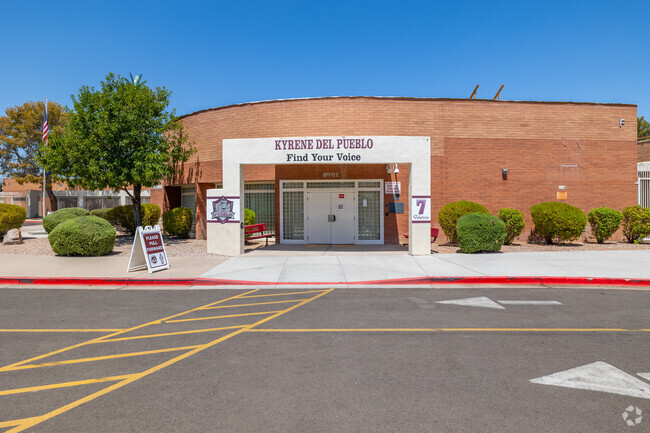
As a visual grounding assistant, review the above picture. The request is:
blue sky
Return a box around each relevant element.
[1,0,648,119]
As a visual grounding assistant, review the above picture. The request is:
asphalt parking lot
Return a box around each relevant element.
[0,287,648,432]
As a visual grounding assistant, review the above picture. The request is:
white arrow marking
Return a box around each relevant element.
[638,373,650,381]
[436,296,505,309]
[530,361,650,399]
[497,300,562,305]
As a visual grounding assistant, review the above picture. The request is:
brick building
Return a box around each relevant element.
[639,136,650,162]
[134,97,639,244]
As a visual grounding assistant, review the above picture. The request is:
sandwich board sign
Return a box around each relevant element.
[127,225,170,273]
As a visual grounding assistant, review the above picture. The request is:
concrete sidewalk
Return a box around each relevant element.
[1,249,649,289]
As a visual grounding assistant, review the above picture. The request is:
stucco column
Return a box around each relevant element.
[206,163,244,256]
[408,160,432,256]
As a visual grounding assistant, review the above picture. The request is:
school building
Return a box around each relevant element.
[159,96,637,256]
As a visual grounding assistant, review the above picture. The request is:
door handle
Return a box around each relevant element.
[332,215,336,222]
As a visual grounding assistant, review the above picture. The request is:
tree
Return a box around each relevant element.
[42,73,194,229]
[639,116,650,138]
[0,101,67,212]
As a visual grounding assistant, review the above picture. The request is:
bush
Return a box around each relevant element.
[438,201,489,243]
[498,208,525,245]
[530,202,587,244]
[43,207,89,234]
[0,203,27,242]
[90,208,112,220]
[105,204,161,235]
[587,207,622,244]
[621,205,650,243]
[48,215,116,256]
[244,208,256,226]
[163,207,193,238]
[456,212,506,253]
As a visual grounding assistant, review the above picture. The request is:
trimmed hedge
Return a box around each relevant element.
[621,205,650,243]
[0,203,27,242]
[438,201,489,243]
[48,215,116,256]
[244,208,256,226]
[105,204,161,235]
[43,207,89,234]
[90,208,112,220]
[498,208,525,245]
[587,206,622,244]
[530,202,587,244]
[163,207,193,238]
[456,212,506,253]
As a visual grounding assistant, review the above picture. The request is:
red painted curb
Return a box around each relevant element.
[1,276,650,287]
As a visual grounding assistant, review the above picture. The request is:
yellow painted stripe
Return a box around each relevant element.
[7,346,201,371]
[97,326,245,342]
[164,310,282,324]
[247,327,646,333]
[0,374,134,396]
[0,416,41,428]
[9,288,334,432]
[0,289,259,373]
[0,329,125,333]
[238,290,329,298]
[198,299,305,310]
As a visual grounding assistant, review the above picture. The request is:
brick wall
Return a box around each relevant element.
[639,138,650,162]
[174,97,638,241]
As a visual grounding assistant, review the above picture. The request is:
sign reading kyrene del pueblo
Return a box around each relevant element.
[274,137,376,162]
[127,225,170,274]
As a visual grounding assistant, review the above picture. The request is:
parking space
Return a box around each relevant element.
[0,287,648,432]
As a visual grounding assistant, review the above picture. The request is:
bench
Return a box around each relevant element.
[245,223,275,245]
[402,227,440,243]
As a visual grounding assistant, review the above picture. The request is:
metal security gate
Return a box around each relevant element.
[639,162,650,208]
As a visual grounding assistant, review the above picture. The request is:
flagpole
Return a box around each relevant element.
[42,97,47,219]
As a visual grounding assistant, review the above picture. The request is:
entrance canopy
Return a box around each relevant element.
[206,136,431,256]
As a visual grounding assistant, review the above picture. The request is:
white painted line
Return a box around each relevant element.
[530,361,650,399]
[497,300,562,306]
[435,297,505,309]
[638,373,650,381]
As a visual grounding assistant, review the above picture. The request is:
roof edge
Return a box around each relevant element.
[179,96,637,119]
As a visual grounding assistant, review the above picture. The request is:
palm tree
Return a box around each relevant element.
[123,73,147,87]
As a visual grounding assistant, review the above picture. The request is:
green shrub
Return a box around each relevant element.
[587,207,622,244]
[621,205,650,243]
[530,202,587,244]
[43,207,89,233]
[438,201,489,243]
[90,208,112,220]
[48,215,116,256]
[498,208,525,245]
[163,207,193,238]
[456,212,506,253]
[0,203,27,241]
[244,208,256,226]
[105,204,161,235]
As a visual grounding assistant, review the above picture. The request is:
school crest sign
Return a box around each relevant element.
[207,196,241,224]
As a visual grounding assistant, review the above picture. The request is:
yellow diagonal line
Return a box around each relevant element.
[0,416,41,428]
[0,374,134,396]
[198,299,305,309]
[10,289,334,433]
[0,289,259,373]
[0,329,125,333]
[165,310,282,323]
[97,326,245,343]
[6,346,202,371]
[238,289,329,298]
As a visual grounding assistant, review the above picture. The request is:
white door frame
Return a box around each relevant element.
[279,179,384,245]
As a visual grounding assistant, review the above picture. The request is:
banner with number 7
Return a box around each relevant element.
[411,196,431,223]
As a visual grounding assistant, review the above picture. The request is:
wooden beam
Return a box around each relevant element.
[493,85,504,100]
[469,85,479,99]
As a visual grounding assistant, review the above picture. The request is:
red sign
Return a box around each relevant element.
[143,232,166,269]
[339,194,344,198]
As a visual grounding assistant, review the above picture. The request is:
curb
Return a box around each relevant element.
[2,276,650,288]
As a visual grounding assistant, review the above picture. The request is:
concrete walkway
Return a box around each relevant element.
[1,249,649,289]
[199,250,650,287]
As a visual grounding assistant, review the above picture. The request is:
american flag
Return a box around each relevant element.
[42,104,49,146]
